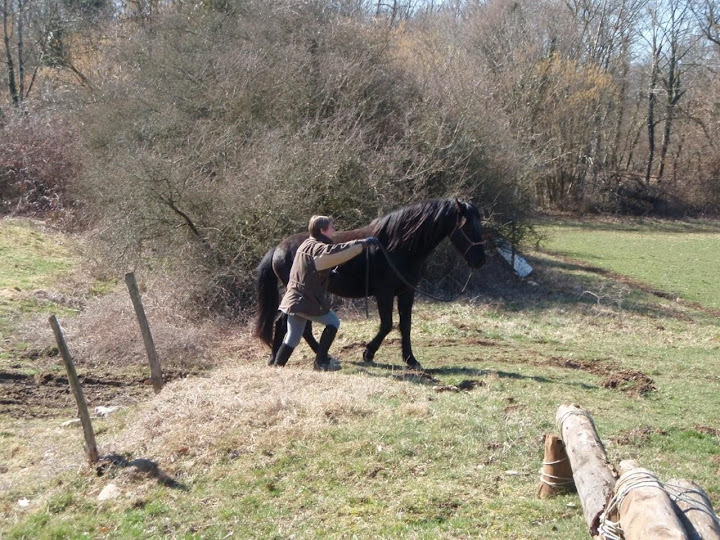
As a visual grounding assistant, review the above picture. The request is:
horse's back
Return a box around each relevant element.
[272,232,308,285]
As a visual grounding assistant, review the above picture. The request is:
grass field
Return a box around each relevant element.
[0,219,80,344]
[537,218,720,311]
[1,218,718,539]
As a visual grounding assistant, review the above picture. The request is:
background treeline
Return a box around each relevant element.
[1,0,720,314]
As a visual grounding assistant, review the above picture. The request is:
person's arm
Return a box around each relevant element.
[314,240,364,271]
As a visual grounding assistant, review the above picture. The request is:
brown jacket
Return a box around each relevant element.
[279,235,364,316]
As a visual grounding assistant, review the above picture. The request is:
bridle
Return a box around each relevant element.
[451,215,486,259]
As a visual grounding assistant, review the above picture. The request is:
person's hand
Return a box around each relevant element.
[364,237,380,246]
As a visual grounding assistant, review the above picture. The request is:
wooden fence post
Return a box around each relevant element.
[49,315,99,464]
[124,272,163,393]
[538,433,575,498]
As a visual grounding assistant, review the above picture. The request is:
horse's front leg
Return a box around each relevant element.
[363,293,394,363]
[398,290,422,371]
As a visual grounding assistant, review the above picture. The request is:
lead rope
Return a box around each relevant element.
[373,241,475,304]
[365,245,370,318]
[362,215,483,313]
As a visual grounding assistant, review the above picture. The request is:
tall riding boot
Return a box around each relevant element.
[273,343,295,367]
[314,325,340,371]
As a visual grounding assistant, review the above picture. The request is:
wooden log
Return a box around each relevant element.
[49,315,99,464]
[124,272,163,393]
[538,433,575,498]
[555,404,617,536]
[613,460,689,540]
[666,478,720,540]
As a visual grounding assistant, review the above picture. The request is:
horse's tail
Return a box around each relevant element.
[254,246,280,348]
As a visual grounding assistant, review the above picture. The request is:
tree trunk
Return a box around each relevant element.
[645,37,661,185]
[2,0,19,106]
[613,460,689,540]
[555,405,617,536]
[666,478,720,540]
[657,35,679,184]
[17,0,23,101]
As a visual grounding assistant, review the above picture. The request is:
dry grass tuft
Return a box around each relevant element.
[105,364,415,470]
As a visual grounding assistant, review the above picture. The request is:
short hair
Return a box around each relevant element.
[308,215,333,238]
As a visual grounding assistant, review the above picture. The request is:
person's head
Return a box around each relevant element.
[308,215,335,239]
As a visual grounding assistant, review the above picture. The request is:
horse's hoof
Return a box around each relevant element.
[406,359,423,371]
[314,360,342,372]
[363,349,375,363]
[267,355,276,366]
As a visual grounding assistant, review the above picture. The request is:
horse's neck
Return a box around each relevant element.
[334,228,371,243]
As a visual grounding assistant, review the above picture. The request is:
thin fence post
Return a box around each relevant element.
[124,272,164,393]
[49,315,99,464]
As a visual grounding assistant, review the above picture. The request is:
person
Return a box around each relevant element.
[272,215,379,371]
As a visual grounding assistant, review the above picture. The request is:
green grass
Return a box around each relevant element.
[0,219,80,341]
[0,219,78,291]
[536,218,720,311]
[1,216,719,539]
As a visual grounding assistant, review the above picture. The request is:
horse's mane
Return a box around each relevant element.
[368,198,460,252]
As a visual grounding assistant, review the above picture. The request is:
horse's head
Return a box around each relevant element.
[450,200,486,268]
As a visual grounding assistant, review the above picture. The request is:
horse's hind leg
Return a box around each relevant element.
[269,312,287,366]
[363,293,393,363]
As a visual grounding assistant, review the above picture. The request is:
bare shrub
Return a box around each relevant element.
[18,284,220,372]
[0,113,79,217]
[71,1,527,316]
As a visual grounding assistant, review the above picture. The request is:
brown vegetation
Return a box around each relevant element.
[1,0,720,315]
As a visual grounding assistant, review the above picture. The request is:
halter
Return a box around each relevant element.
[451,215,486,259]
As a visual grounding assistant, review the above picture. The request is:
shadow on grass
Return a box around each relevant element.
[349,360,551,385]
[457,253,707,320]
[97,454,188,490]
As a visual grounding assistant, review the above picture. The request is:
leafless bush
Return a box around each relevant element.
[70,1,528,316]
[0,113,79,218]
[18,286,220,371]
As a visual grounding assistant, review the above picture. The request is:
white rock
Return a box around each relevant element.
[61,418,81,427]
[95,406,120,417]
[18,498,30,508]
[98,484,121,501]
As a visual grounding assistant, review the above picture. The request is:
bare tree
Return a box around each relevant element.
[2,0,21,106]
[694,0,720,49]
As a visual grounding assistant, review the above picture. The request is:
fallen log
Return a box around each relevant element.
[666,478,720,540]
[538,433,575,499]
[605,460,689,540]
[556,405,617,536]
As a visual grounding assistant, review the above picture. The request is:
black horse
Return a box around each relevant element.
[254,198,487,370]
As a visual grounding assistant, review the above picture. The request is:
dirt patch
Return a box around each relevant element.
[694,425,720,437]
[0,369,196,419]
[601,369,656,397]
[550,357,656,396]
[610,426,668,445]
